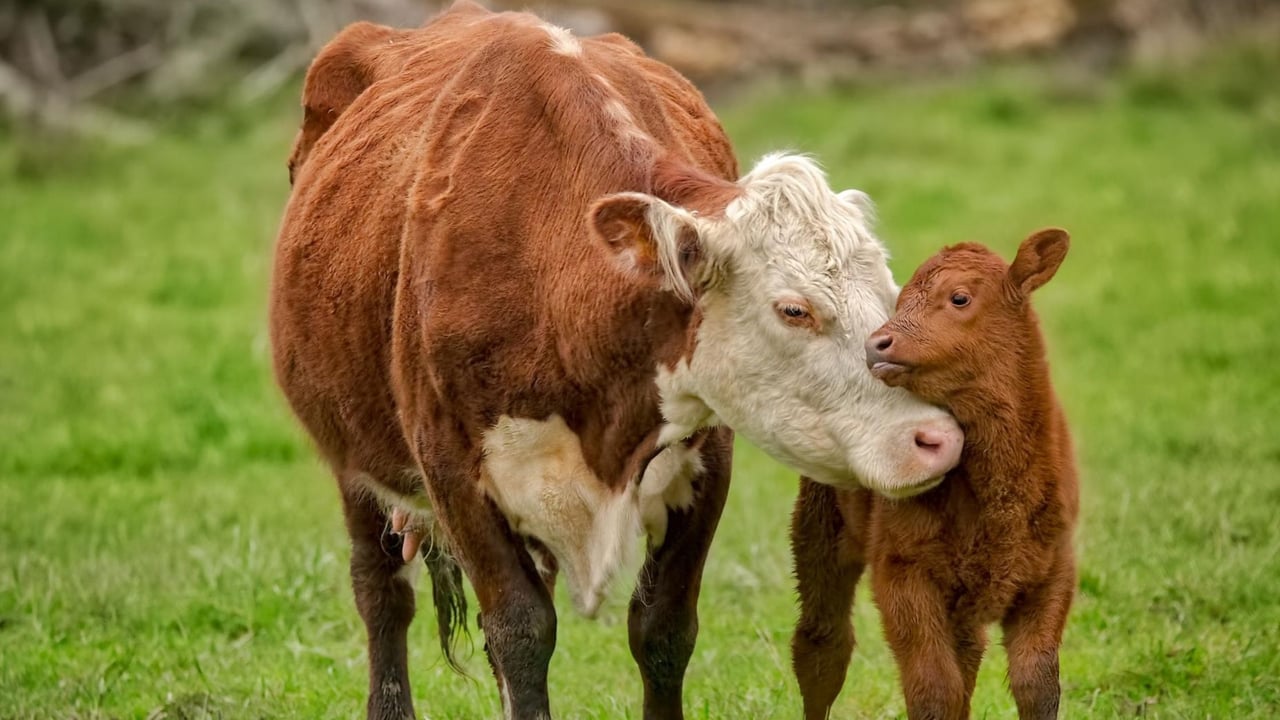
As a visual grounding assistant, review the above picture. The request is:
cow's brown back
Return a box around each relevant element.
[272,2,737,492]
[269,5,741,717]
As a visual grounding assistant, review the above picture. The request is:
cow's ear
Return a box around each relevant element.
[290,22,406,185]
[838,188,875,221]
[1007,228,1070,298]
[590,192,709,303]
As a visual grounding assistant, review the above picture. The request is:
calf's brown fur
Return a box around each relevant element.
[791,229,1079,720]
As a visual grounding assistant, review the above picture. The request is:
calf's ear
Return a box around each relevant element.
[590,193,710,303]
[1008,228,1070,297]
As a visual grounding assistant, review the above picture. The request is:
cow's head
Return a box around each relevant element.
[591,153,962,495]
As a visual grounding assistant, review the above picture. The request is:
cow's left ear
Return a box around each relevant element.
[290,22,412,185]
[590,192,710,303]
[1008,228,1070,298]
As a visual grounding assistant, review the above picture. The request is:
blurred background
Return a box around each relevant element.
[3,1,1279,719]
[0,0,1275,138]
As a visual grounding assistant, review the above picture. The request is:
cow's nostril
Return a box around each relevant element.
[911,422,964,481]
[915,430,943,452]
[874,334,893,352]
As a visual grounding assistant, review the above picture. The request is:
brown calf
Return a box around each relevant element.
[791,229,1079,720]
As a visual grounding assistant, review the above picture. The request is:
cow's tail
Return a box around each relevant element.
[422,539,471,676]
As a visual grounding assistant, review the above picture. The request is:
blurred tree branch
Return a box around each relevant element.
[0,0,1275,142]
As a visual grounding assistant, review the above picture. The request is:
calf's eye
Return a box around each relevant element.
[950,292,970,308]
[782,305,808,318]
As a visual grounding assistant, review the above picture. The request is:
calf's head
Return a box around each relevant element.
[591,153,962,494]
[866,228,1070,406]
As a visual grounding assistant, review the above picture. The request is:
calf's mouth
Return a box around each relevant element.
[869,360,912,385]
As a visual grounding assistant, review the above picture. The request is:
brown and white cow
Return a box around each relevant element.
[270,3,961,719]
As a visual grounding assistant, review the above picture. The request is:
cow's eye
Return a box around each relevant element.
[950,292,970,308]
[775,299,819,330]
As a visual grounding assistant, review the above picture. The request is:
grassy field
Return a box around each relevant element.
[3,44,1279,719]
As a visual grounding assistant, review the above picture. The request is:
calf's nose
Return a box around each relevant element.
[912,419,963,479]
[865,331,894,368]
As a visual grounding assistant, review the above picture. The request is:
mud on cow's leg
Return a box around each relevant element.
[629,429,732,720]
[417,444,557,720]
[339,479,417,720]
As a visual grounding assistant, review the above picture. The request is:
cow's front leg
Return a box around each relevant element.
[791,480,868,720]
[418,447,557,720]
[629,429,732,720]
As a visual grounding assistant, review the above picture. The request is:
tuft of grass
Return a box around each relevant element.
[3,43,1279,718]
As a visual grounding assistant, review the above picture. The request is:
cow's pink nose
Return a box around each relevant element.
[913,421,963,479]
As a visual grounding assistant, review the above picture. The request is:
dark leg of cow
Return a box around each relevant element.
[419,452,557,720]
[791,479,867,720]
[628,429,733,720]
[339,480,417,720]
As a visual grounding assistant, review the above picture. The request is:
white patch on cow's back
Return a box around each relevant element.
[480,414,702,617]
[544,24,581,56]
[603,97,632,124]
[589,73,653,160]
[604,98,647,143]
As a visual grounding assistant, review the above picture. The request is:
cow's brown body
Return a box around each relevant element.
[791,230,1079,720]
[272,4,739,718]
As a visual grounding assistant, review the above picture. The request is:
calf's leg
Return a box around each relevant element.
[952,620,988,719]
[339,479,417,720]
[1002,553,1075,720]
[629,429,732,720]
[874,563,967,720]
[790,480,868,720]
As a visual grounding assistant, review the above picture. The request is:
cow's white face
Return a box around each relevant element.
[594,154,962,495]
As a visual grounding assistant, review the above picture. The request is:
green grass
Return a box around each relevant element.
[3,44,1280,719]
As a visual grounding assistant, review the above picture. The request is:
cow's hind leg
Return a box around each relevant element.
[629,429,732,720]
[339,478,417,720]
[791,479,868,720]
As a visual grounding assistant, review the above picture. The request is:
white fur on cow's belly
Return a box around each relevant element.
[481,414,701,617]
